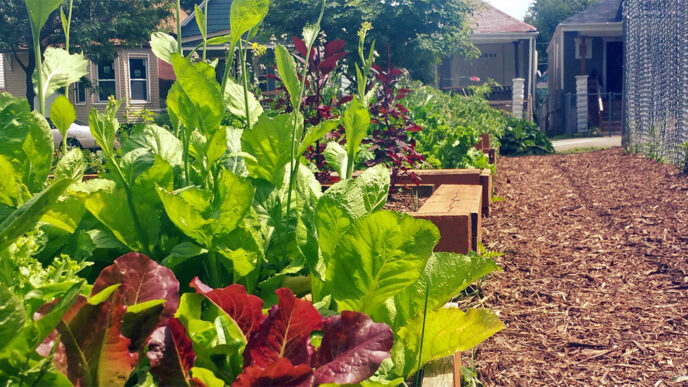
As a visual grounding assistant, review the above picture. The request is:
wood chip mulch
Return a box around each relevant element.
[475,148,688,386]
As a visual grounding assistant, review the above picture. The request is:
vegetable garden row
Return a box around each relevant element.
[0,0,553,386]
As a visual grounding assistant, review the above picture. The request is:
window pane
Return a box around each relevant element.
[98,80,116,101]
[130,80,147,101]
[98,61,115,80]
[76,81,86,103]
[129,58,147,79]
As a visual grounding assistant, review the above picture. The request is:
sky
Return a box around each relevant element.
[485,0,534,21]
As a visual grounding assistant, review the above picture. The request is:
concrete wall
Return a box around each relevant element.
[1,48,163,123]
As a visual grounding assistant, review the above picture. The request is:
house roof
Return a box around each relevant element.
[181,0,231,41]
[469,1,537,34]
[561,0,623,25]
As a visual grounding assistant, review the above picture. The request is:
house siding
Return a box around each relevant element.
[71,47,163,123]
[2,53,30,100]
[562,32,605,94]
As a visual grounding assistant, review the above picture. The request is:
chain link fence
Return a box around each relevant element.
[623,0,688,165]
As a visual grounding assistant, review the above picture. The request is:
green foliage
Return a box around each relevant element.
[33,47,88,102]
[263,0,477,82]
[406,83,504,171]
[500,116,555,156]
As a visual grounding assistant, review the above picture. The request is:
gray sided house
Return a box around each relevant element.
[547,0,624,134]
[437,1,538,120]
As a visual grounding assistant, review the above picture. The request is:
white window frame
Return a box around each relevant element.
[127,53,150,103]
[94,59,118,104]
[0,53,5,90]
[575,38,593,59]
[73,79,88,105]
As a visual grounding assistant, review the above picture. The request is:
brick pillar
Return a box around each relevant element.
[576,75,589,132]
[512,78,525,119]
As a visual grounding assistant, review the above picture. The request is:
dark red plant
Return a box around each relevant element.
[366,65,426,187]
[147,318,204,386]
[236,288,394,386]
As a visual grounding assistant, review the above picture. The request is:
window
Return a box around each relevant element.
[129,57,148,101]
[97,61,116,102]
[0,53,5,89]
[575,38,593,59]
[74,78,87,104]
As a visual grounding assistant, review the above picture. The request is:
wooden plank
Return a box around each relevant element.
[422,355,454,387]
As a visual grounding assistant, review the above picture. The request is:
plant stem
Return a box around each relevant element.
[176,0,182,53]
[238,38,252,130]
[32,33,44,115]
[65,0,73,52]
[415,272,432,386]
[207,251,221,288]
[220,44,236,96]
[202,0,209,61]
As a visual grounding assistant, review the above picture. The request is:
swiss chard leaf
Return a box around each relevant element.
[379,252,500,330]
[241,113,298,187]
[395,308,504,378]
[326,211,439,315]
[150,32,179,64]
[171,54,223,135]
[0,178,73,252]
[312,311,394,385]
[224,76,263,128]
[342,97,370,176]
[323,141,347,178]
[244,288,322,368]
[34,48,88,100]
[50,95,76,139]
[24,0,62,36]
[274,45,301,109]
[229,0,270,47]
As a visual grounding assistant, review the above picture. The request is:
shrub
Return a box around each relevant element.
[499,116,554,156]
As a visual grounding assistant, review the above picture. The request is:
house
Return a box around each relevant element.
[546,0,624,134]
[436,1,538,119]
[0,10,186,123]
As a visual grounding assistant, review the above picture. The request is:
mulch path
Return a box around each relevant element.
[475,148,688,385]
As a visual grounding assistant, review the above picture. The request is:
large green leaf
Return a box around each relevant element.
[0,178,73,252]
[297,119,341,156]
[195,4,207,40]
[24,0,62,36]
[54,147,85,181]
[241,113,296,187]
[34,48,88,99]
[323,141,347,178]
[229,0,270,47]
[123,124,183,169]
[326,211,439,315]
[50,94,76,139]
[377,252,500,330]
[171,54,223,134]
[150,32,179,65]
[158,170,254,247]
[343,97,370,170]
[0,92,54,196]
[223,76,263,127]
[395,308,504,378]
[274,45,301,108]
[0,284,26,353]
[319,164,389,220]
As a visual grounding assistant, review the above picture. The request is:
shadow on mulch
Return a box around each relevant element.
[473,148,688,385]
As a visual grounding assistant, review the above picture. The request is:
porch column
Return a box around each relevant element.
[512,78,525,119]
[576,75,589,132]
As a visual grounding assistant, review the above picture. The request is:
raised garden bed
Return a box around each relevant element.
[410,184,482,254]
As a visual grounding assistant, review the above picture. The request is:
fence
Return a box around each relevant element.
[623,0,688,164]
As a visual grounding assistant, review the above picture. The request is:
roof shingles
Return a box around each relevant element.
[469,1,537,34]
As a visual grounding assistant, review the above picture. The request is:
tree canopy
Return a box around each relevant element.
[525,0,598,64]
[0,0,173,104]
[262,0,477,83]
